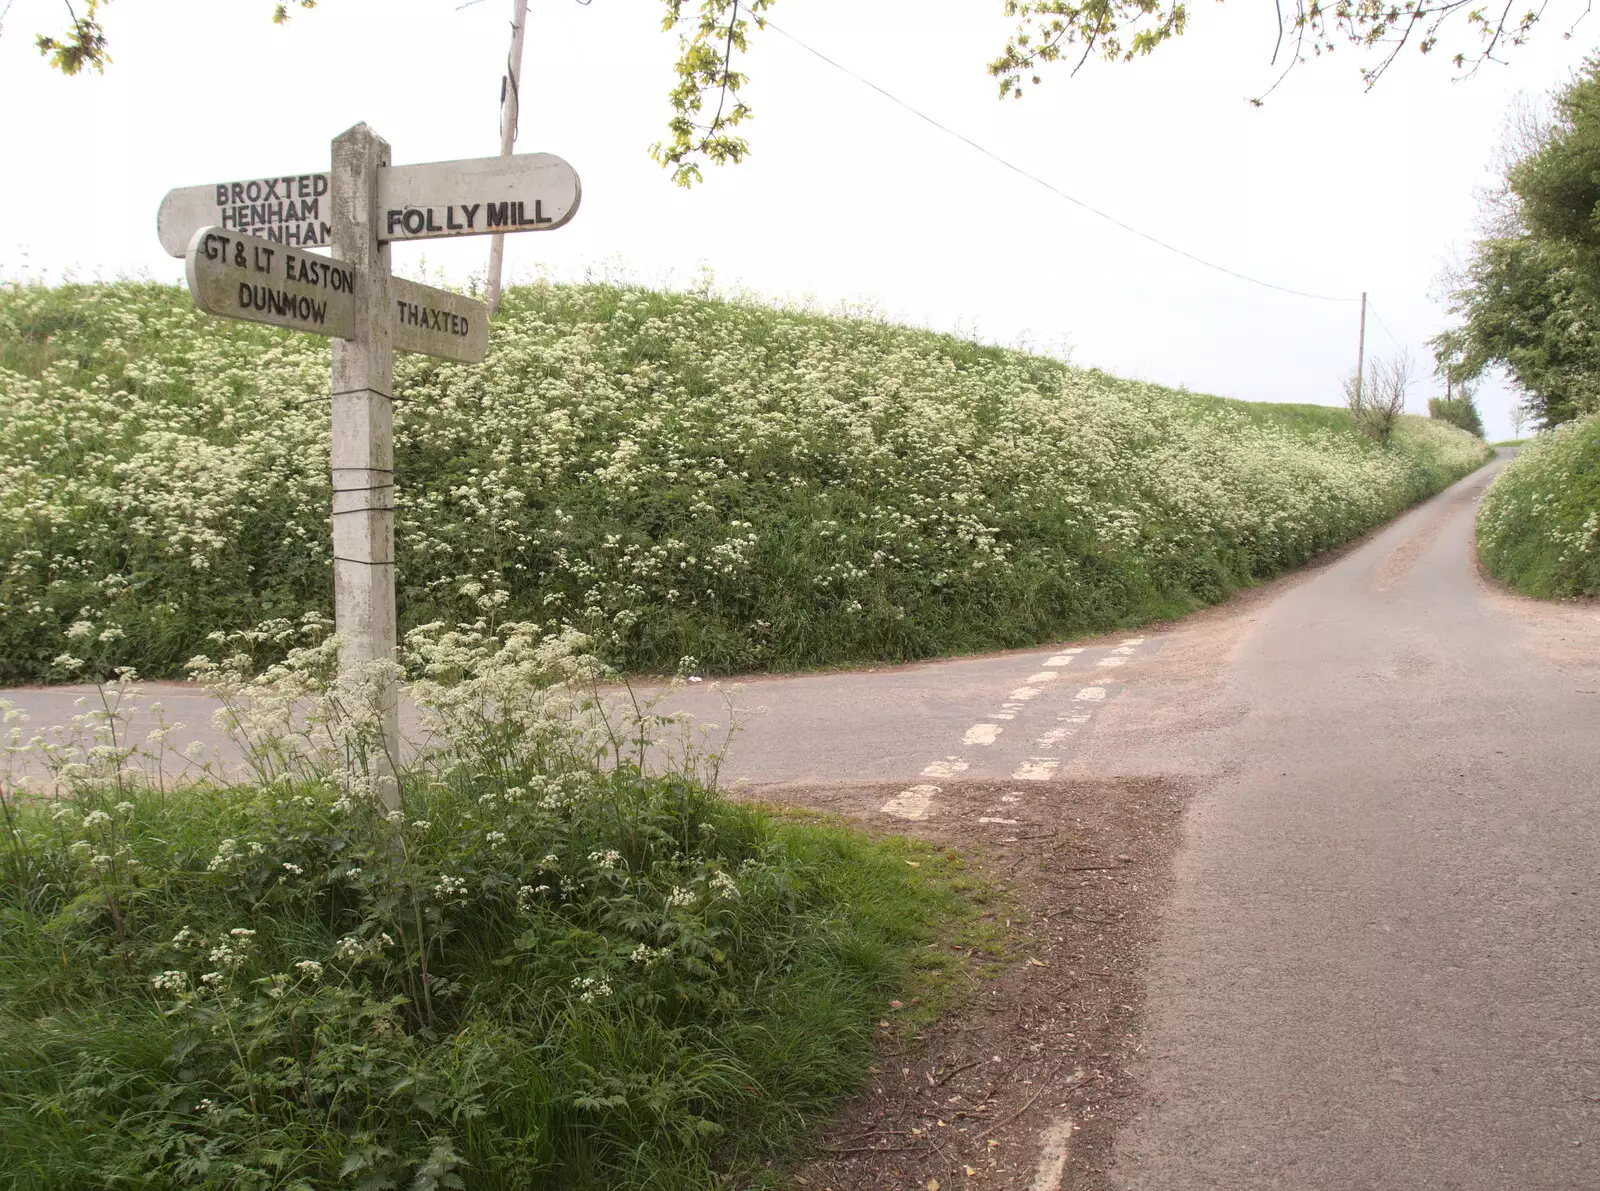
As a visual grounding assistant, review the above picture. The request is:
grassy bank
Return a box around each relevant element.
[0,280,1490,683]
[0,627,992,1190]
[1477,416,1600,597]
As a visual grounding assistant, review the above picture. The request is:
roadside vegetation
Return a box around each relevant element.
[1477,414,1600,598]
[1428,394,1485,439]
[1435,62,1600,598]
[0,280,1489,684]
[1437,56,1600,432]
[0,621,992,1190]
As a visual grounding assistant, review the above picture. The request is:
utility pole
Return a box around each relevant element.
[1356,290,1368,403]
[485,0,529,314]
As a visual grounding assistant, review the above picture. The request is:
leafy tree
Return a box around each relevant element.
[15,0,1590,185]
[1435,62,1600,429]
[30,1,316,75]
[1427,395,1485,437]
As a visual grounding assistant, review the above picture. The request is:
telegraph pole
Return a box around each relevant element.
[1356,290,1368,402]
[485,0,530,313]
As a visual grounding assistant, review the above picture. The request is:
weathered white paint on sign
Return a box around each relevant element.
[185,228,488,362]
[378,152,580,242]
[391,277,488,364]
[158,172,333,257]
[159,153,579,256]
[185,227,357,337]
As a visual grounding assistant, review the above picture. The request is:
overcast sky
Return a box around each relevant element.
[2,0,1591,439]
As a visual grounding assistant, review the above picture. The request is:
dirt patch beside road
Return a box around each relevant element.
[732,776,1189,1191]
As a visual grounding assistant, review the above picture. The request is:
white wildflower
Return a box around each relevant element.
[333,933,393,964]
[571,975,613,1003]
[629,943,669,969]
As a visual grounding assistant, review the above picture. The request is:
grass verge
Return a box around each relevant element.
[0,622,996,1190]
[1477,414,1600,598]
[0,773,989,1191]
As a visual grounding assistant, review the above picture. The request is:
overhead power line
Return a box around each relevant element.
[1367,302,1406,351]
[761,18,1358,305]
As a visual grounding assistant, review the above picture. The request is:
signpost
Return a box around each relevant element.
[186,227,490,363]
[158,152,579,256]
[163,124,580,809]
[159,171,334,255]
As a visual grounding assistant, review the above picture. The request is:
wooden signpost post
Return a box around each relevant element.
[161,123,580,809]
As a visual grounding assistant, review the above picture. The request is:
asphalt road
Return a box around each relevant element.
[1085,454,1600,1189]
[4,452,1596,1188]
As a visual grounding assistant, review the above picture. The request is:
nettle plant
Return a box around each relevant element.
[0,602,876,1190]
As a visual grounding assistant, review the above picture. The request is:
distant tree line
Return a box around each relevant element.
[1435,57,1600,432]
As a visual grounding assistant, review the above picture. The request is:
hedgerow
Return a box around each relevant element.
[1477,415,1600,597]
[0,280,1490,683]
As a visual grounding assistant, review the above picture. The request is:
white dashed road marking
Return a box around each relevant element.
[1029,1116,1079,1191]
[880,784,940,820]
[1013,757,1061,781]
[893,639,1149,798]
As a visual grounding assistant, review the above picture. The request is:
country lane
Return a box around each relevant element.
[3,451,1596,1190]
[1070,452,1600,1189]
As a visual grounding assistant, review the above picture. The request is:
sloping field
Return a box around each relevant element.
[0,281,1489,683]
[1477,415,1600,598]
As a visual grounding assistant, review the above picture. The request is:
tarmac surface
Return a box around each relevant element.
[4,451,1597,1188]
